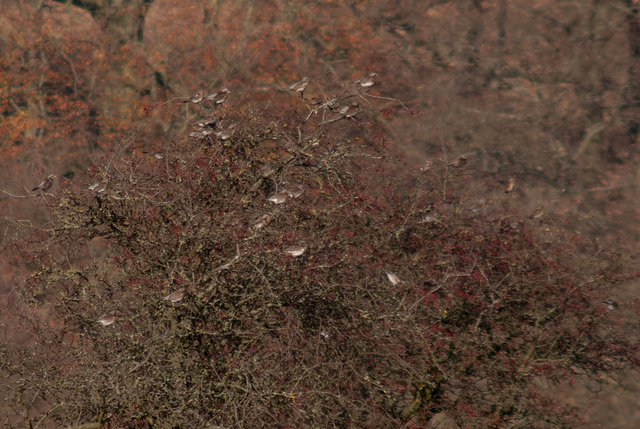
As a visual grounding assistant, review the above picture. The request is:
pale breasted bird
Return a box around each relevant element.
[32,175,56,192]
[288,77,310,95]
[267,191,289,204]
[355,72,378,89]
[528,206,544,219]
[338,102,359,119]
[386,271,401,285]
[205,88,230,105]
[505,178,516,193]
[603,299,619,311]
[182,90,204,104]
[97,312,116,326]
[447,155,467,168]
[284,244,307,257]
[189,127,214,138]
[88,179,107,193]
[163,288,185,303]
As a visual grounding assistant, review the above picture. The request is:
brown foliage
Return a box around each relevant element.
[1,81,638,428]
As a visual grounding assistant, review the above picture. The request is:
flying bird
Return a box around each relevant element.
[355,72,377,89]
[288,77,310,96]
[603,299,619,311]
[189,127,214,138]
[182,90,204,104]
[205,88,230,105]
[194,116,218,128]
[88,179,107,193]
[163,288,185,303]
[32,175,56,192]
[97,312,116,326]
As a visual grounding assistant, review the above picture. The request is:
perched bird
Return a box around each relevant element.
[447,155,468,168]
[252,213,274,229]
[355,72,377,89]
[338,102,359,119]
[285,244,307,257]
[163,288,185,303]
[285,185,304,199]
[194,116,218,128]
[421,213,438,224]
[205,88,230,105]
[88,179,107,193]
[505,178,516,193]
[288,77,310,95]
[528,206,544,219]
[603,299,619,311]
[31,174,56,192]
[189,127,214,138]
[267,191,289,204]
[97,312,116,327]
[182,89,204,104]
[386,271,401,285]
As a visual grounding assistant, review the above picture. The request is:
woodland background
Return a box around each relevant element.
[2,0,640,427]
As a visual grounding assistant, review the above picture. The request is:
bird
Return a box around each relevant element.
[205,88,230,105]
[189,127,214,138]
[288,77,310,95]
[447,155,467,168]
[143,151,164,160]
[355,72,378,89]
[421,213,438,224]
[603,299,619,311]
[267,191,289,204]
[505,178,516,193]
[285,185,304,199]
[31,175,56,192]
[182,90,204,104]
[163,288,185,303]
[528,206,544,219]
[88,179,107,193]
[386,271,401,285]
[97,312,116,326]
[284,244,307,257]
[338,102,359,119]
[252,213,274,229]
[194,116,218,128]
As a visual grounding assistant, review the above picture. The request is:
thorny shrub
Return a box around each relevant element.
[1,76,639,428]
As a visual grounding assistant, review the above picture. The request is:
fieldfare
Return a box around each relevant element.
[603,299,619,311]
[284,244,307,257]
[205,88,230,105]
[252,213,274,229]
[355,72,377,89]
[88,179,107,193]
[289,77,310,96]
[194,116,218,128]
[285,185,304,199]
[267,191,289,204]
[163,288,185,303]
[338,102,359,119]
[182,90,204,104]
[386,271,401,285]
[528,206,544,219]
[505,178,516,193]
[97,312,116,326]
[32,175,56,192]
[447,155,467,168]
[189,127,214,138]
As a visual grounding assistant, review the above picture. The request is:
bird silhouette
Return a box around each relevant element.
[355,72,378,89]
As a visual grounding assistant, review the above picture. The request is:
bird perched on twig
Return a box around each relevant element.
[163,288,185,303]
[32,174,56,192]
[182,90,204,104]
[338,102,359,119]
[205,88,230,105]
[447,155,467,168]
[355,72,377,90]
[288,77,310,96]
[97,312,116,326]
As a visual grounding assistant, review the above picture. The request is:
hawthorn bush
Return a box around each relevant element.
[2,78,638,428]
